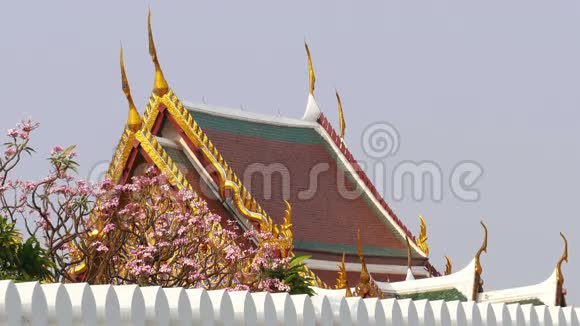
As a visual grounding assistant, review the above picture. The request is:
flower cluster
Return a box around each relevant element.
[1,118,302,294]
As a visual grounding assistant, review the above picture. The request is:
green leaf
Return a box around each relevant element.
[289,255,311,268]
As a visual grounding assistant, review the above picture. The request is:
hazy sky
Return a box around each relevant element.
[1,1,579,303]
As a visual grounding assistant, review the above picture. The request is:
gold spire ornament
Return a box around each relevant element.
[304,41,316,95]
[556,232,568,306]
[120,47,142,132]
[445,256,452,276]
[279,200,294,258]
[473,221,488,299]
[336,252,353,297]
[474,221,488,277]
[556,232,568,285]
[353,227,383,299]
[335,90,346,139]
[148,9,169,97]
[417,215,429,256]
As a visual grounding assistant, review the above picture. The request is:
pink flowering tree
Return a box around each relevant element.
[78,167,310,292]
[1,118,312,294]
[1,119,97,282]
[79,167,256,289]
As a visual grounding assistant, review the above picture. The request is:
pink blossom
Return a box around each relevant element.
[102,223,115,233]
[50,146,63,155]
[23,181,36,191]
[93,241,109,253]
[36,218,52,231]
[6,128,18,138]
[160,264,171,273]
[4,147,16,158]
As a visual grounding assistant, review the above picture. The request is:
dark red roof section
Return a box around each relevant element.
[317,113,440,276]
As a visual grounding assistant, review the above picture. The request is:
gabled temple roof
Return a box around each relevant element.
[182,101,429,260]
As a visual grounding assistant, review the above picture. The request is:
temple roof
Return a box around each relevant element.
[182,101,428,260]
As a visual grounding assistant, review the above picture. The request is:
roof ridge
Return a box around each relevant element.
[317,113,440,276]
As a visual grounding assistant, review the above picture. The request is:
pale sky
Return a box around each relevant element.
[1,1,579,304]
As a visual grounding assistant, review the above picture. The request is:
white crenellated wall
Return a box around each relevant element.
[506,303,525,326]
[535,305,554,326]
[64,283,96,326]
[40,283,72,326]
[0,280,21,326]
[184,288,213,326]
[445,300,467,326]
[163,287,193,326]
[562,307,580,326]
[1,280,578,325]
[90,284,120,325]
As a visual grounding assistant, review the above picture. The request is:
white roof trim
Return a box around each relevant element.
[302,94,322,121]
[376,259,477,300]
[183,101,318,129]
[406,269,416,281]
[306,258,429,277]
[477,269,559,306]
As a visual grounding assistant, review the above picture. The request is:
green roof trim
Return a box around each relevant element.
[294,240,414,258]
[398,288,468,302]
[189,111,323,145]
[503,298,545,306]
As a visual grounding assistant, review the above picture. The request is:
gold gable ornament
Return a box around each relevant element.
[353,227,383,299]
[444,256,452,276]
[335,90,346,139]
[272,200,294,258]
[473,221,488,299]
[304,41,316,95]
[417,215,429,256]
[148,9,169,97]
[120,47,142,132]
[336,252,353,297]
[555,232,568,306]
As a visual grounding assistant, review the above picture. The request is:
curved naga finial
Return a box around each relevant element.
[474,221,488,276]
[353,227,384,298]
[279,200,294,258]
[148,9,169,97]
[335,89,346,139]
[120,47,142,132]
[417,215,429,256]
[556,232,568,284]
[304,41,316,95]
[445,256,452,276]
[336,252,353,297]
[357,227,370,283]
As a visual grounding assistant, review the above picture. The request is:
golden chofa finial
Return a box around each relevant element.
[335,89,346,139]
[417,215,429,256]
[445,256,452,276]
[304,41,316,95]
[556,232,568,285]
[336,252,353,297]
[356,227,370,283]
[120,47,142,132]
[354,227,384,298]
[279,200,294,258]
[148,9,169,97]
[474,221,488,276]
